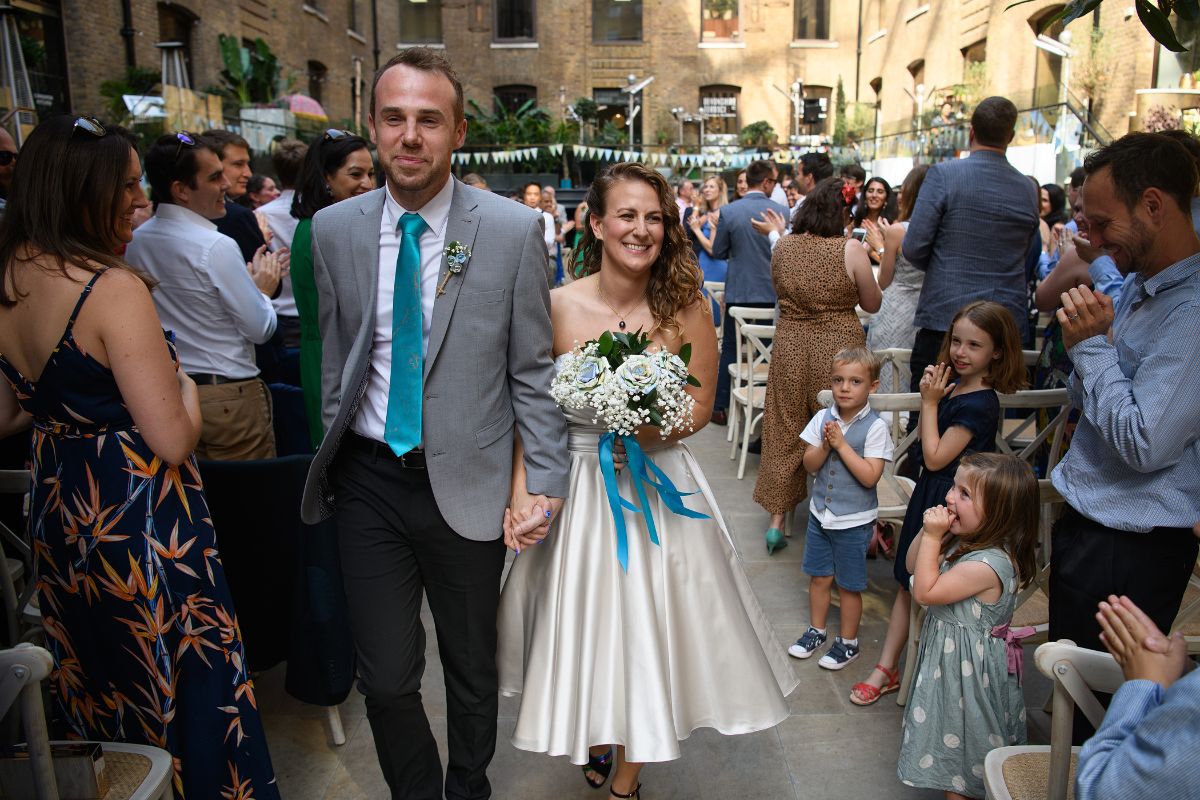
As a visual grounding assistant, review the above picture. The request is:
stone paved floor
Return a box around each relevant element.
[257,422,1051,799]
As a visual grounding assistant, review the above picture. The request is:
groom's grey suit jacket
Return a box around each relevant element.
[299,180,570,539]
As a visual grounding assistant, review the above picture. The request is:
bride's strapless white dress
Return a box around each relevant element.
[496,404,799,765]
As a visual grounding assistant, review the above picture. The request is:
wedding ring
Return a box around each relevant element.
[1068,314,1080,321]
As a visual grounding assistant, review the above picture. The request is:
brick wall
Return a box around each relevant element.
[60,0,1158,146]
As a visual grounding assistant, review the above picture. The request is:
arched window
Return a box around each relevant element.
[494,84,537,114]
[307,60,327,105]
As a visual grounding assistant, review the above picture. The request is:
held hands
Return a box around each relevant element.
[1058,284,1114,350]
[919,362,954,406]
[1096,594,1190,689]
[751,209,788,238]
[248,245,283,295]
[502,489,564,552]
[921,505,956,539]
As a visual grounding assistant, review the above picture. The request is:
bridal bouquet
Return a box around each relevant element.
[551,329,707,571]
[551,328,701,437]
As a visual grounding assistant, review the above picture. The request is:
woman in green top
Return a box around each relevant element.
[290,129,376,448]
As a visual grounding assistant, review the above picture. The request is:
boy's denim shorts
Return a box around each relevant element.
[801,513,874,592]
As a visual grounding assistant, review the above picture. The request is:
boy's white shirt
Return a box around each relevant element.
[800,400,894,530]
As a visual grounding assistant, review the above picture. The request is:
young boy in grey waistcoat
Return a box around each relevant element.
[788,347,894,670]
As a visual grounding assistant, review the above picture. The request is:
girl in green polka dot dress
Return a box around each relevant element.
[896,453,1039,799]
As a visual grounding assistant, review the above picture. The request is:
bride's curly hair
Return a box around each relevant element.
[575,162,704,337]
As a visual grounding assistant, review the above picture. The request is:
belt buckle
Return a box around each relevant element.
[397,449,423,469]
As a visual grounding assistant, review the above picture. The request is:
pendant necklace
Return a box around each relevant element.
[596,281,642,331]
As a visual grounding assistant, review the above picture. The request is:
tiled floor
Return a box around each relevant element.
[257,422,1051,799]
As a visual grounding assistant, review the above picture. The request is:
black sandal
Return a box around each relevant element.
[582,747,613,789]
[611,784,641,798]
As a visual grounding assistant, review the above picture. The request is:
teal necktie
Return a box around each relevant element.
[384,211,429,456]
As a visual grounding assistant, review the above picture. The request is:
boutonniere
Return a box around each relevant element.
[437,241,472,297]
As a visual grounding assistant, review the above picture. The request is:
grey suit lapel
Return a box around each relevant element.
[356,189,387,315]
[425,181,480,378]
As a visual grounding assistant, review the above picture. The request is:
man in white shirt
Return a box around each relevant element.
[126,133,282,460]
[257,139,308,348]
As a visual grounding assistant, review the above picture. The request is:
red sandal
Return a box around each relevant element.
[849,663,900,706]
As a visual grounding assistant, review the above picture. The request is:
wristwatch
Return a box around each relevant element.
[875,246,885,257]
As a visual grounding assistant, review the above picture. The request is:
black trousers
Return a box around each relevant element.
[331,438,507,800]
[1049,504,1198,741]
[715,301,776,411]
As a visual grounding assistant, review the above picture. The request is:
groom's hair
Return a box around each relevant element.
[371,47,465,124]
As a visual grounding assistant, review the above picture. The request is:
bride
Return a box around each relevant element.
[497,162,798,799]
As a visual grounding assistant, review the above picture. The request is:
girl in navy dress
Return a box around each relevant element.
[850,300,1026,706]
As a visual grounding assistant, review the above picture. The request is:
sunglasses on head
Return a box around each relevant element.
[173,131,197,161]
[72,116,106,138]
[323,128,355,141]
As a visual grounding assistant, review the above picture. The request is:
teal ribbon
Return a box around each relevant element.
[598,432,710,572]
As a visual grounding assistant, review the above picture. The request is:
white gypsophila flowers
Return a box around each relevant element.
[551,343,697,438]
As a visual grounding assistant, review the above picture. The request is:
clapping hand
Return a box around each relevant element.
[1096,594,1191,689]
[919,362,953,406]
[751,208,788,238]
[1058,284,1114,349]
[1071,234,1102,264]
[921,505,955,539]
[248,245,282,295]
[863,218,887,253]
[823,420,845,451]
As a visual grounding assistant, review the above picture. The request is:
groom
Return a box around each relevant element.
[300,48,569,800]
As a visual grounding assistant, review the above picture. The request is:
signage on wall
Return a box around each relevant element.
[701,95,738,118]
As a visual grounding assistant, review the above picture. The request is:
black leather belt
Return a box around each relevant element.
[344,431,426,469]
[189,372,247,385]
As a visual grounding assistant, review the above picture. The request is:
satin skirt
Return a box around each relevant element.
[497,424,798,765]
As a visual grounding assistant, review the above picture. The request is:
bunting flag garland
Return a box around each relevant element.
[452,143,806,169]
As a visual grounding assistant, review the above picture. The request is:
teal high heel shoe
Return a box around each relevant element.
[765,527,787,554]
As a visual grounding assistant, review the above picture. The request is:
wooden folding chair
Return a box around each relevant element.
[730,322,775,480]
[724,306,775,447]
[0,643,174,799]
[983,640,1125,800]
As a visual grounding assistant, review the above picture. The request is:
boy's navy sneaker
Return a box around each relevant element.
[818,637,860,670]
[787,627,827,659]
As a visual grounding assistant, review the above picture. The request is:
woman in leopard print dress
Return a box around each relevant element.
[753,177,882,552]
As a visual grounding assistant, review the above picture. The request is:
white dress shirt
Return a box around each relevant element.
[125,203,276,379]
[353,176,455,442]
[258,189,299,317]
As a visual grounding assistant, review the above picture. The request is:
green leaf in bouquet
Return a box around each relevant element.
[648,408,664,427]
[598,330,614,356]
[679,342,692,364]
[614,331,632,349]
[686,374,702,387]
